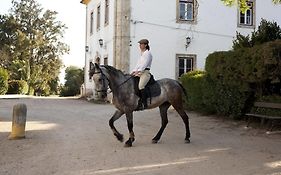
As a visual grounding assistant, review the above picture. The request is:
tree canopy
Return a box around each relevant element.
[60,66,84,97]
[0,0,69,95]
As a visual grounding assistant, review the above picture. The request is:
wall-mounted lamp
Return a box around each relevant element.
[186,36,191,48]
[85,45,89,52]
[98,39,103,47]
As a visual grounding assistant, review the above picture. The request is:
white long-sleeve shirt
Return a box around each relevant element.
[132,50,153,72]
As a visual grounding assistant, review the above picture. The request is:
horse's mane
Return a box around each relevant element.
[103,65,130,76]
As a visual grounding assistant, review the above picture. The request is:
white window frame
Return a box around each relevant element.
[104,0,109,26]
[90,11,94,35]
[238,0,255,28]
[177,0,197,23]
[176,54,196,78]
[97,4,101,31]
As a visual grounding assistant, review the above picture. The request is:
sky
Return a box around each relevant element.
[0,0,86,83]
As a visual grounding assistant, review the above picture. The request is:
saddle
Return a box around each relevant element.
[133,74,161,108]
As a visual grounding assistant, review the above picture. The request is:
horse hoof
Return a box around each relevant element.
[185,139,190,144]
[124,140,132,147]
[114,133,124,142]
[151,139,158,144]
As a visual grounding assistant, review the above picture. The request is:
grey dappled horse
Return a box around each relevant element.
[89,63,190,147]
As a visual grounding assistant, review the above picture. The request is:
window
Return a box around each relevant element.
[90,11,94,35]
[97,5,101,30]
[238,1,255,27]
[177,0,195,22]
[104,56,108,65]
[104,0,109,26]
[176,54,196,78]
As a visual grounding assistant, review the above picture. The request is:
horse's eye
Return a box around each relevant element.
[98,78,102,82]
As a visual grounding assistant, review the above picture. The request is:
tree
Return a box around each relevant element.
[60,66,84,97]
[233,19,281,50]
[0,0,69,95]
[221,0,281,12]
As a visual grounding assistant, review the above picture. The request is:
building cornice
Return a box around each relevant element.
[80,0,91,5]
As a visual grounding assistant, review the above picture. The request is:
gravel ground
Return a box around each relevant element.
[0,97,281,175]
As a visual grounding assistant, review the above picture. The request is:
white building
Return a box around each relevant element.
[80,0,281,95]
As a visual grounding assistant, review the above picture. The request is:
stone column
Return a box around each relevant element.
[9,103,27,140]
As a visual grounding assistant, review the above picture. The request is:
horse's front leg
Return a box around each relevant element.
[124,112,135,147]
[109,110,124,142]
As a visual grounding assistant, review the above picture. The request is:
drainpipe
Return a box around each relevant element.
[84,5,88,95]
[113,0,117,68]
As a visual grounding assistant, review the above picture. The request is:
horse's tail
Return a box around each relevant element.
[178,82,187,98]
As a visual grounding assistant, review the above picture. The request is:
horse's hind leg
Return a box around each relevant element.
[172,105,191,143]
[152,102,171,143]
[109,110,124,142]
[124,112,135,147]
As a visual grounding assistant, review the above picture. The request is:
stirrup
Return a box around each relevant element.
[136,100,145,111]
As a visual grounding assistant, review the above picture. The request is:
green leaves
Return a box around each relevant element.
[0,0,69,95]
[221,0,281,13]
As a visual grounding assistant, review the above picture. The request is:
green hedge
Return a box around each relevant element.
[206,40,281,96]
[181,72,250,118]
[7,80,28,94]
[180,70,207,111]
[0,68,9,95]
[181,40,281,118]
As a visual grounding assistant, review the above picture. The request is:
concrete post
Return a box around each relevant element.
[8,103,27,140]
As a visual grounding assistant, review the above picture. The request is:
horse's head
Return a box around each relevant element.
[89,62,108,99]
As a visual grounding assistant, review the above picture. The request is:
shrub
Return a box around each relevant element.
[233,19,281,50]
[7,80,28,94]
[206,40,281,95]
[180,70,207,111]
[0,68,9,95]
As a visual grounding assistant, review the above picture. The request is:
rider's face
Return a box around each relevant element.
[139,43,146,51]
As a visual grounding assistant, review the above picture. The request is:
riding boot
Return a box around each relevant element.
[140,89,148,109]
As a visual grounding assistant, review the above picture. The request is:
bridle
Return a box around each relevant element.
[90,66,134,94]
[90,69,108,94]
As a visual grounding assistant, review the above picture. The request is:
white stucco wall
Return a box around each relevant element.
[84,0,116,92]
[83,0,281,91]
[129,0,281,80]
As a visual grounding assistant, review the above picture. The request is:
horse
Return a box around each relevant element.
[89,63,191,147]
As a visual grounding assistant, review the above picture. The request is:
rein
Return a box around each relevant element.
[107,75,134,94]
[93,67,134,94]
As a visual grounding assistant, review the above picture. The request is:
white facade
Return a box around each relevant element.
[81,0,281,95]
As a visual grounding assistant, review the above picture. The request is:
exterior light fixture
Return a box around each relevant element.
[186,36,191,48]
[98,39,103,47]
[85,45,89,52]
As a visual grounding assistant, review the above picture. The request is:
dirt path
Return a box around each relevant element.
[0,97,281,175]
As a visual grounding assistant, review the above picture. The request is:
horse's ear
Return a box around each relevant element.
[94,63,101,70]
[90,62,94,70]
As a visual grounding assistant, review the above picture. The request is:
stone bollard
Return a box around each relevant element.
[8,103,27,140]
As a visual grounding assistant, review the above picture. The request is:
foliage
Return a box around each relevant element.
[60,66,84,96]
[206,40,281,95]
[233,19,281,50]
[0,0,69,95]
[181,40,281,118]
[203,76,250,118]
[7,80,28,94]
[221,0,281,13]
[180,70,206,111]
[0,68,9,95]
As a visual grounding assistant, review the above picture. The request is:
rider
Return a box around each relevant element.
[131,39,153,110]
